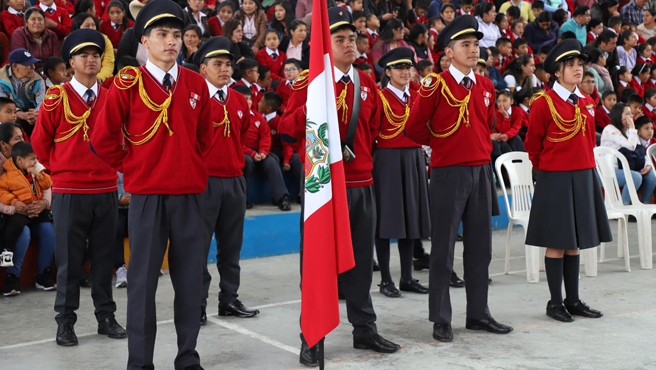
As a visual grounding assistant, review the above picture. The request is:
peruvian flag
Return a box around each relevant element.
[300,0,355,348]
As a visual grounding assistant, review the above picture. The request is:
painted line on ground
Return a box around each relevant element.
[206,316,298,355]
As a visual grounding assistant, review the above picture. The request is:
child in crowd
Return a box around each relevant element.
[608,16,622,35]
[513,38,530,58]
[355,33,374,70]
[366,14,380,48]
[509,20,524,43]
[579,71,599,105]
[416,60,434,82]
[102,56,139,89]
[495,37,513,73]
[235,0,268,53]
[491,90,526,167]
[99,1,133,50]
[1,0,26,36]
[486,47,506,90]
[256,65,273,93]
[208,2,234,36]
[628,94,645,120]
[587,18,603,44]
[0,98,17,124]
[43,57,69,89]
[534,63,550,90]
[357,62,376,82]
[256,29,287,81]
[429,16,444,39]
[531,1,544,20]
[495,13,510,38]
[276,59,301,112]
[637,43,654,64]
[618,66,632,95]
[0,142,53,269]
[630,63,649,97]
[235,58,262,110]
[642,88,656,122]
[637,115,656,148]
[535,45,550,65]
[596,90,616,134]
[114,172,129,288]
[39,0,73,41]
[506,6,521,23]
[353,10,367,35]
[512,87,532,140]
[457,0,474,16]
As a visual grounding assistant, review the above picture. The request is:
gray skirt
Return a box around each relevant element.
[525,168,613,250]
[373,147,431,240]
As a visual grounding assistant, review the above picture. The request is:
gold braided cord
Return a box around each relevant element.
[42,86,91,142]
[114,66,174,145]
[291,70,309,90]
[377,90,410,139]
[529,92,586,143]
[419,74,471,138]
[213,104,231,137]
[335,83,349,124]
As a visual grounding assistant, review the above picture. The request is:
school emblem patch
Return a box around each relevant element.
[238,110,243,119]
[586,104,595,117]
[189,93,199,109]
[255,120,260,128]
[361,86,369,101]
[271,129,277,135]
[424,76,432,86]
[484,91,491,107]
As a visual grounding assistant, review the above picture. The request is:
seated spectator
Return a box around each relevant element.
[179,25,202,64]
[587,48,613,95]
[354,33,374,70]
[356,61,376,81]
[235,58,262,110]
[280,19,309,69]
[37,0,72,41]
[353,10,367,35]
[103,55,138,89]
[223,19,255,65]
[276,58,301,112]
[641,88,656,121]
[73,0,95,16]
[208,1,234,36]
[256,29,287,81]
[457,0,475,17]
[233,85,291,211]
[646,64,656,91]
[628,94,645,121]
[70,13,114,83]
[42,56,69,89]
[99,0,133,51]
[439,3,455,27]
[270,0,295,40]
[524,11,559,53]
[508,19,525,44]
[0,122,55,296]
[513,38,529,58]
[499,0,535,23]
[114,172,129,288]
[0,33,10,68]
[636,42,654,64]
[506,5,522,24]
[428,16,443,40]
[486,46,507,90]
[637,114,656,148]
[255,65,272,93]
[185,0,210,39]
[559,6,590,46]
[617,29,638,70]
[630,63,650,97]
[495,12,509,38]
[596,90,616,134]
[491,90,525,168]
[608,15,623,35]
[591,0,620,26]
[372,19,408,72]
[233,0,268,54]
[435,51,451,73]
[407,23,433,64]
[513,87,533,140]
[587,18,603,44]
[416,59,433,82]
[503,54,538,92]
[621,0,648,25]
[495,37,513,73]
[534,62,549,90]
[618,66,632,95]
[366,14,381,48]
[10,8,61,72]
[552,8,568,26]
[475,2,500,48]
[579,71,599,106]
[1,0,26,37]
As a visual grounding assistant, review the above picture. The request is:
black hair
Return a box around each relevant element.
[618,29,634,46]
[284,58,302,69]
[536,11,552,23]
[539,45,551,55]
[531,1,544,9]
[262,92,282,112]
[560,31,577,40]
[356,32,369,42]
[488,46,501,56]
[356,62,372,71]
[572,5,590,18]
[238,58,259,77]
[628,94,644,106]
[632,63,649,76]
[436,52,450,73]
[416,59,433,71]
[587,48,605,64]
[597,30,618,46]
[620,87,637,103]
[506,6,520,19]
[218,1,235,12]
[106,1,129,31]
[182,63,200,73]
[366,13,379,23]
[352,10,366,21]
[635,115,654,130]
[72,13,99,31]
[222,18,241,40]
[513,86,534,104]
[24,8,45,21]
[583,71,594,80]
[637,42,650,56]
[117,55,139,69]
[233,84,252,96]
[0,121,21,145]
[553,9,567,24]
[43,57,66,78]
[11,141,33,164]
[290,19,307,33]
[263,28,280,41]
[535,62,545,72]
[74,0,95,16]
[0,97,16,112]
[408,23,428,43]
[601,90,617,100]
[608,16,622,29]
[258,65,270,79]
[415,0,432,11]
[495,13,507,27]
[645,88,656,101]
[440,3,456,14]
[184,24,202,39]
[461,0,473,5]
[503,54,534,88]
[241,0,262,14]
[609,102,628,137]
[270,0,295,38]
[475,2,494,17]
[377,18,404,43]
[651,63,656,74]
[429,16,442,27]
[510,19,524,32]
[497,90,512,100]
[144,18,185,37]
[495,37,512,47]
[588,18,603,31]
[512,38,528,50]
[647,36,656,46]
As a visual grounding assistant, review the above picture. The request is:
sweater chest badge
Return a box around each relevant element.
[238,110,244,119]
[586,104,595,117]
[255,120,261,128]
[484,92,491,107]
[189,93,200,109]
[361,86,369,101]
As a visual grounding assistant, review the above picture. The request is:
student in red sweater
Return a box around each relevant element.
[234,58,261,110]
[276,58,301,112]
[90,2,212,368]
[512,87,533,140]
[1,0,26,36]
[405,15,513,342]
[31,29,126,347]
[642,88,656,122]
[36,0,72,41]
[354,32,374,70]
[208,2,235,36]
[645,64,656,91]
[366,14,380,48]
[233,84,291,211]
[596,90,616,135]
[524,39,610,324]
[102,55,138,89]
[491,90,526,166]
[629,63,649,97]
[255,29,287,81]
[98,0,133,50]
[192,36,260,324]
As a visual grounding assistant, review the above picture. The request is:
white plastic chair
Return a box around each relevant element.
[594,146,655,270]
[495,152,541,283]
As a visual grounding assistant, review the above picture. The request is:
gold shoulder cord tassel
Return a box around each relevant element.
[378,90,410,139]
[43,86,92,142]
[213,105,231,137]
[115,67,174,145]
[419,74,471,138]
[530,92,586,142]
[335,83,349,124]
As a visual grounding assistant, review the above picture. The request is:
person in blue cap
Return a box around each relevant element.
[0,49,45,137]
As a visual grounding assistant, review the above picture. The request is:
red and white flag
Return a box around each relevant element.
[300,0,355,348]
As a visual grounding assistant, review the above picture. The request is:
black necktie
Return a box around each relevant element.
[86,89,95,106]
[568,93,578,105]
[47,7,54,14]
[114,23,120,30]
[372,32,377,38]
[403,92,409,103]
[340,74,351,85]
[461,76,472,90]
[217,90,225,103]
[271,53,278,59]
[163,73,172,90]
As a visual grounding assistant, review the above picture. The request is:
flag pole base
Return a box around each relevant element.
[319,338,325,370]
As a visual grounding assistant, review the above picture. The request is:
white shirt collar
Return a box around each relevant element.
[333,65,355,83]
[8,7,22,15]
[610,28,618,35]
[357,51,367,59]
[620,80,629,87]
[39,2,56,12]
[448,65,477,85]
[646,103,656,111]
[240,78,252,88]
[253,82,263,91]
[634,75,643,85]
[146,60,178,86]
[69,76,98,102]
[520,103,530,112]
[506,106,512,116]
[640,137,650,148]
[386,83,409,101]
[266,47,279,56]
[603,105,610,114]
[206,80,228,100]
[552,81,585,102]
[264,112,277,122]
[111,21,121,28]
[367,28,377,36]
[228,78,236,87]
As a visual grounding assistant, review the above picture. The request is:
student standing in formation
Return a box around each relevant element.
[373,47,430,298]
[193,36,260,325]
[524,39,611,323]
[31,29,127,347]
[91,1,212,369]
[280,7,400,367]
[405,15,513,342]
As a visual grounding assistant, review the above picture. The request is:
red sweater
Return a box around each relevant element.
[354,54,374,71]
[31,83,118,193]
[208,16,223,36]
[280,68,381,187]
[35,5,71,41]
[276,79,293,112]
[376,87,420,149]
[206,88,250,177]
[35,0,74,16]
[99,19,133,49]
[595,105,610,131]
[233,79,261,111]
[494,106,526,139]
[267,114,293,163]
[642,105,656,122]
[0,11,23,36]
[406,71,495,168]
[645,79,656,91]
[524,90,596,172]
[91,66,213,194]
[629,78,645,97]
[242,110,271,156]
[102,76,114,89]
[255,48,287,81]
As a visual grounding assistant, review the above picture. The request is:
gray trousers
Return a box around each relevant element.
[126,194,204,370]
[201,176,247,308]
[52,192,118,325]
[428,165,493,324]
[243,153,289,202]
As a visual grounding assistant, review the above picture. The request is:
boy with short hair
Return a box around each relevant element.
[642,88,656,122]
[429,16,444,38]
[512,38,529,58]
[0,98,17,123]
[356,62,376,81]
[535,62,550,90]
[513,87,533,139]
[256,29,287,81]
[495,37,513,73]
[235,58,262,110]
[366,14,380,47]
[618,66,632,95]
[353,10,367,34]
[628,94,645,120]
[531,1,544,20]
[355,33,374,70]
[456,0,473,16]
[491,90,526,168]
[596,90,616,133]
[255,65,273,93]
[1,0,26,36]
[416,59,434,81]
[587,18,603,44]
[637,115,656,148]
[276,59,302,112]
[487,47,507,90]
[608,16,622,35]
[535,45,550,65]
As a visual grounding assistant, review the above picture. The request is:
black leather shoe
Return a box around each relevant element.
[465,317,513,334]
[353,334,400,353]
[432,323,453,342]
[449,272,465,288]
[97,317,127,339]
[56,323,78,346]
[379,281,401,298]
[278,196,292,211]
[399,279,428,294]
[183,365,204,370]
[413,253,430,271]
[299,333,320,367]
[219,300,260,318]
[565,300,603,318]
[200,307,207,326]
[246,202,254,209]
[373,259,380,271]
[546,301,575,322]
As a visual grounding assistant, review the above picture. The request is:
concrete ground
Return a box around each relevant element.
[1,220,655,370]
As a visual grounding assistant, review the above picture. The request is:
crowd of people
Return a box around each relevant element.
[0,0,653,368]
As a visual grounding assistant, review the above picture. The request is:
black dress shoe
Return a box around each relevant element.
[432,323,453,342]
[56,323,78,346]
[465,317,513,334]
[565,300,603,318]
[219,300,260,318]
[449,272,465,288]
[353,334,400,353]
[183,365,204,370]
[373,259,380,271]
[278,196,292,211]
[546,301,574,322]
[379,281,401,298]
[399,279,428,294]
[246,202,254,209]
[200,307,207,326]
[98,317,127,339]
[413,253,430,271]
[299,333,320,367]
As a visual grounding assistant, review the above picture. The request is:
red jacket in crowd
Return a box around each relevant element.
[276,79,293,112]
[242,110,271,157]
[0,10,24,36]
[0,33,9,67]
[234,79,262,110]
[494,106,527,139]
[595,105,611,131]
[208,16,223,36]
[267,114,294,164]
[629,78,645,97]
[34,4,72,41]
[255,48,287,81]
[99,19,134,49]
